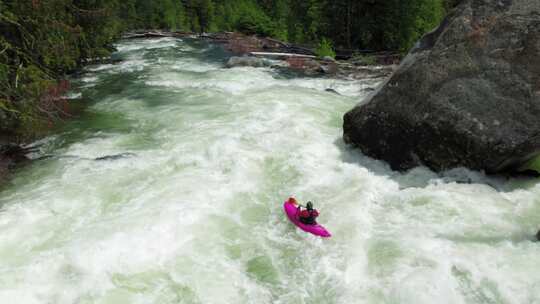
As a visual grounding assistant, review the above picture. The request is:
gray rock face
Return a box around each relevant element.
[536,230,540,241]
[343,0,540,173]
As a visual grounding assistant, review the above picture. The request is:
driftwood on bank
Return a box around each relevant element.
[122,31,173,39]
[250,52,316,59]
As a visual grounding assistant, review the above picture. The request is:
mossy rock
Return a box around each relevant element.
[519,154,540,174]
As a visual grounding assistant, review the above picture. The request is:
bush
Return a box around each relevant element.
[315,38,336,59]
[520,154,540,174]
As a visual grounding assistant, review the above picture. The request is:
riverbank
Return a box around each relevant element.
[124,30,398,79]
[123,30,402,63]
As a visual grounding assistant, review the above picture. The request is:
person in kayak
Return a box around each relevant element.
[297,201,319,225]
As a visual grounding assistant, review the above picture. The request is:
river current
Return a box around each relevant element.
[0,38,539,304]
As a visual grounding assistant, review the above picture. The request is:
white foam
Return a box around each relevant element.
[86,64,114,72]
[81,75,98,83]
[115,37,180,53]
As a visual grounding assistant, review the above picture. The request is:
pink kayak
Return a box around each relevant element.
[283,201,331,238]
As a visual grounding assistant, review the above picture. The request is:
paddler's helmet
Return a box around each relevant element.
[306,201,313,211]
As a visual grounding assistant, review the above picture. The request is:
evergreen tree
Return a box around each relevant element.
[0,0,452,137]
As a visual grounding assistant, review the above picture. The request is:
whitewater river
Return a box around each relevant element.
[0,38,539,304]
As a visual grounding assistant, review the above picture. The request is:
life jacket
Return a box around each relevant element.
[299,209,319,225]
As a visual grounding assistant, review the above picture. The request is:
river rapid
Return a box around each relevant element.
[0,38,539,304]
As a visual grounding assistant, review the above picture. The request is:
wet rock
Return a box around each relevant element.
[536,230,540,242]
[94,153,136,161]
[225,56,272,68]
[343,0,540,173]
[286,58,338,75]
[325,88,341,95]
[0,143,30,182]
[322,56,336,62]
[0,143,29,163]
[295,58,322,75]
[319,62,338,74]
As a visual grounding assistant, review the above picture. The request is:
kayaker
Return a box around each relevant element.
[297,201,319,225]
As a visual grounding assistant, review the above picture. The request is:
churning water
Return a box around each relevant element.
[0,38,539,304]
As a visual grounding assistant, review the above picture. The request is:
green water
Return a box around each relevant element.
[0,38,539,304]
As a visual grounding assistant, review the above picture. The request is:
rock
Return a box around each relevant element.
[0,143,28,182]
[300,59,323,75]
[285,58,338,75]
[536,230,540,241]
[1,143,30,165]
[322,56,336,62]
[225,56,272,68]
[319,62,338,74]
[0,143,25,158]
[325,88,341,95]
[343,0,540,173]
[94,153,136,161]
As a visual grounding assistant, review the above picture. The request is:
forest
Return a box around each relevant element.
[0,0,458,139]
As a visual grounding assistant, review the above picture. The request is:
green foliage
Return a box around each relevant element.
[236,10,274,36]
[306,0,323,42]
[270,0,289,41]
[400,0,446,52]
[520,155,540,174]
[315,38,335,59]
[321,0,447,51]
[0,0,451,138]
[208,0,279,37]
[0,0,123,137]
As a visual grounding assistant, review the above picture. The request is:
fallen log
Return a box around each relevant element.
[122,31,174,39]
[250,52,316,59]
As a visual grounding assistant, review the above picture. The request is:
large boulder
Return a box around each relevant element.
[343,0,540,173]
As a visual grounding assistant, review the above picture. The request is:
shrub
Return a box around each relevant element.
[520,154,540,174]
[315,38,336,59]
